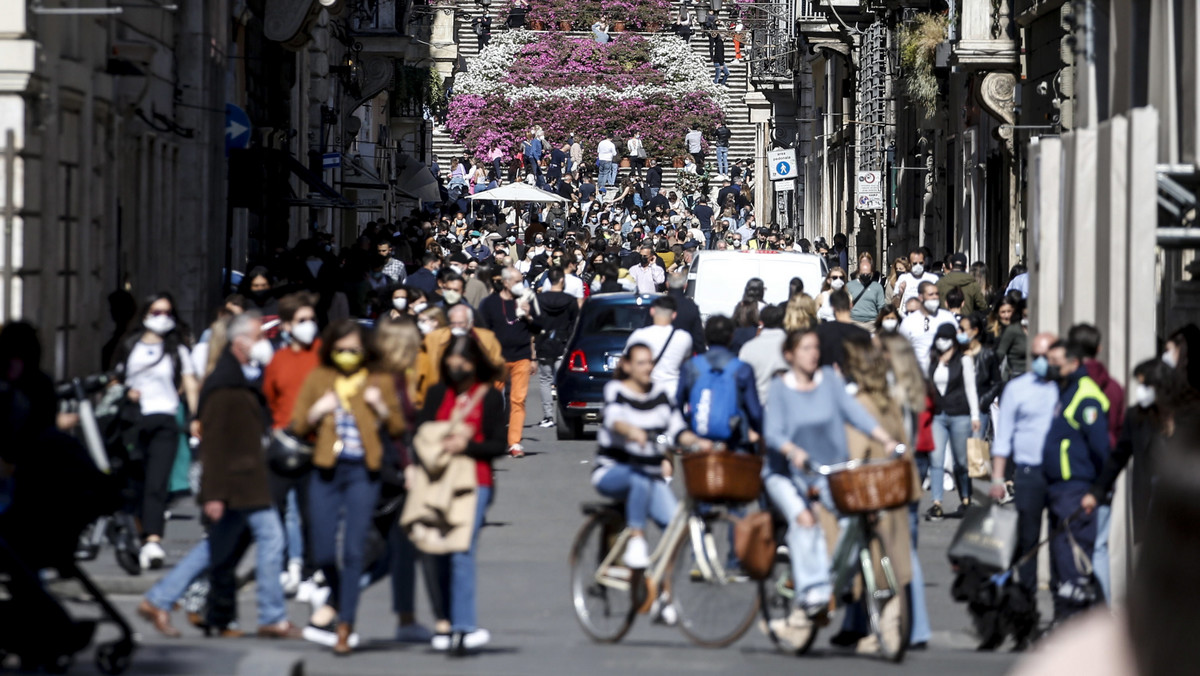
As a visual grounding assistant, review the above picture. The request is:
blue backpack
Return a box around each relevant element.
[686,353,744,442]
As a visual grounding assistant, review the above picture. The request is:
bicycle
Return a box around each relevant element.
[569,441,761,647]
[759,447,913,662]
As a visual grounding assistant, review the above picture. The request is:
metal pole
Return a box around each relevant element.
[3,130,14,321]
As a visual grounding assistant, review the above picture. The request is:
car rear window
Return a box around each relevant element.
[580,304,651,334]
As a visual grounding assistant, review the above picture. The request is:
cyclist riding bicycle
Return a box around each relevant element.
[592,343,709,571]
[761,328,902,650]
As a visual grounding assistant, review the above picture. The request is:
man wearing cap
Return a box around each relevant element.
[936,252,987,315]
[464,230,491,262]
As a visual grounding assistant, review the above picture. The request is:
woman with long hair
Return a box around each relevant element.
[986,297,1016,347]
[960,313,1003,438]
[885,258,908,305]
[742,277,766,310]
[995,299,1029,380]
[238,266,279,315]
[731,299,760,353]
[874,304,902,336]
[783,294,818,332]
[815,266,848,323]
[292,320,405,655]
[925,323,981,520]
[417,336,508,655]
[112,292,199,570]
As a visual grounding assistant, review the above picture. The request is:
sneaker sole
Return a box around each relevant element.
[302,627,359,648]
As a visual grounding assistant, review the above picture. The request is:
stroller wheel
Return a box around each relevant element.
[95,640,134,675]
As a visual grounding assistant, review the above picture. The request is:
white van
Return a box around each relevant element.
[685,250,829,320]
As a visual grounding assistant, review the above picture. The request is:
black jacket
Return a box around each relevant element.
[715,125,732,147]
[647,166,663,189]
[972,346,1004,409]
[535,291,579,363]
[668,288,706,353]
[1090,405,1162,537]
[710,35,726,63]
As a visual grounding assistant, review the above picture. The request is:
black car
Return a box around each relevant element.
[553,292,654,440]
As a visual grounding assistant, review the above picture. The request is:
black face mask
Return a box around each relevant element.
[1046,364,1063,384]
[447,366,475,385]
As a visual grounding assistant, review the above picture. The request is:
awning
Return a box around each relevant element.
[283,152,353,208]
[394,154,441,202]
[467,182,568,203]
[340,153,389,190]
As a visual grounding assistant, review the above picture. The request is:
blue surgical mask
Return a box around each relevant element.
[956,332,970,346]
[1031,355,1049,379]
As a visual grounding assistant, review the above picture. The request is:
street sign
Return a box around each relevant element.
[224,104,251,156]
[767,148,798,181]
[856,170,883,210]
[773,179,794,192]
[322,153,341,169]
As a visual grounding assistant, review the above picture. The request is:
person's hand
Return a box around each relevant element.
[661,458,674,479]
[989,481,1007,501]
[971,419,982,434]
[787,445,809,470]
[795,509,815,528]
[190,420,202,439]
[204,500,225,523]
[403,464,416,490]
[696,438,715,452]
[443,433,468,455]
[627,427,648,445]
[529,361,537,375]
[127,389,141,403]
[56,411,79,431]
[1081,492,1098,515]
[308,391,338,422]
[363,386,387,418]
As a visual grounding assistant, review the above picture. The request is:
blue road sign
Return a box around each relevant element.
[775,161,791,176]
[225,104,251,156]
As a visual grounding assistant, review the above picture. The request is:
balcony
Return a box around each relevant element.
[346,0,457,63]
[950,0,1019,69]
[744,0,798,84]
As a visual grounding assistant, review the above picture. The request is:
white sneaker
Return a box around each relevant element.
[394,623,434,643]
[283,560,302,597]
[309,584,332,611]
[139,541,165,570]
[538,417,555,428]
[431,634,451,651]
[302,625,359,648]
[622,535,650,569]
[463,628,491,649]
[296,579,316,604]
[651,597,678,626]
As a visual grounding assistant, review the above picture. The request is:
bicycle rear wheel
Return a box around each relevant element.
[669,509,760,647]
[860,532,910,662]
[569,512,637,643]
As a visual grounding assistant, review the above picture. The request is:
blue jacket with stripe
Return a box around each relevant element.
[1042,366,1111,484]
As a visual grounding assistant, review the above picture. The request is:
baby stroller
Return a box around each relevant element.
[0,376,136,673]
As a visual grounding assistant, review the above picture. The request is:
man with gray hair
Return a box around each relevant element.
[415,303,504,406]
[478,266,543,457]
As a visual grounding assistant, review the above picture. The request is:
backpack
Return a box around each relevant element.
[686,353,744,442]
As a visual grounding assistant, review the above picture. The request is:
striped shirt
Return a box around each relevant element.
[593,380,687,483]
[334,406,365,460]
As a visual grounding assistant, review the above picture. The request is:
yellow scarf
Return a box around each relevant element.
[334,368,369,411]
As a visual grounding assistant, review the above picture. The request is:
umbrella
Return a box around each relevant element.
[394,154,441,202]
[466,182,568,203]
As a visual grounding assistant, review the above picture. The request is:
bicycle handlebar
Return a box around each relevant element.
[54,373,116,400]
[653,434,727,455]
[806,444,907,476]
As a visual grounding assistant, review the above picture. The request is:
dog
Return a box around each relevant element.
[951,559,1040,651]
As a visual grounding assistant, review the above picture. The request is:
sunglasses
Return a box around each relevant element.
[829,276,845,281]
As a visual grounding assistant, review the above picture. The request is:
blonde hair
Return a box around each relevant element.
[886,257,908,295]
[845,341,895,417]
[821,266,847,292]
[879,334,927,413]
[783,294,818,332]
[205,319,229,377]
[419,306,448,329]
[375,318,421,372]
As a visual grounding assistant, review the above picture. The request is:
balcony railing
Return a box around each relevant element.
[745,0,797,82]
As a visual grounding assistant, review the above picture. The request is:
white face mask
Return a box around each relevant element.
[411,302,428,314]
[291,320,318,346]
[443,290,463,305]
[450,327,469,337]
[418,320,436,335]
[830,279,845,291]
[250,338,275,366]
[1163,349,1178,369]
[509,282,526,297]
[910,263,925,277]
[392,297,408,312]
[881,318,898,332]
[450,264,464,275]
[923,299,941,314]
[1020,317,1029,328]
[1134,383,1156,408]
[576,253,584,262]
[144,314,176,336]
[934,338,954,352]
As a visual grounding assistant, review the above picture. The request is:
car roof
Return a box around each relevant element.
[582,292,658,306]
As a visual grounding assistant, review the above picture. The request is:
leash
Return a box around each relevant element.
[988,507,1088,587]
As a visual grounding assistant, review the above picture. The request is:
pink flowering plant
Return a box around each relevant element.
[527,0,671,26]
[447,31,726,161]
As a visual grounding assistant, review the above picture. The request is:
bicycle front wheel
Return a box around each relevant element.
[860,531,911,662]
[669,509,760,647]
[569,512,637,643]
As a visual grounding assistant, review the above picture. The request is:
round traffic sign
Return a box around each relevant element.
[860,172,876,184]
[775,161,791,176]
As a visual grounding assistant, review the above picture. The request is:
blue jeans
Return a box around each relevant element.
[907,505,931,644]
[593,464,677,530]
[648,187,660,199]
[285,489,303,564]
[930,413,972,503]
[146,538,211,612]
[309,461,381,625]
[207,507,287,627]
[440,485,492,633]
[975,412,991,440]
[597,160,616,192]
[1093,504,1111,604]
[764,473,839,610]
[713,63,729,85]
[716,146,729,175]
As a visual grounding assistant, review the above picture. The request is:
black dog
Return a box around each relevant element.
[951,560,1040,651]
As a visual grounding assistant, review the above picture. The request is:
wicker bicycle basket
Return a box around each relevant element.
[681,451,763,503]
[827,458,916,514]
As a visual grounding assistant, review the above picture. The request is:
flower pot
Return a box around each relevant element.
[673,157,685,168]
[530,19,547,31]
[558,21,572,31]
[620,157,631,168]
[611,20,626,32]
[645,22,662,33]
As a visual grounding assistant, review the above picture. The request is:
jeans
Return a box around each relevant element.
[146,538,211,612]
[914,452,931,491]
[1093,504,1111,604]
[1046,481,1098,620]
[648,187,660,199]
[713,62,729,85]
[207,507,287,627]
[440,485,492,633]
[764,473,837,610]
[907,505,932,644]
[1013,464,1047,596]
[930,413,972,504]
[362,494,446,620]
[284,489,303,564]
[593,464,677,530]
[137,413,179,538]
[716,146,729,175]
[505,360,532,447]
[309,461,381,625]
[269,468,311,573]
[597,160,616,192]
[537,359,561,419]
[975,412,991,440]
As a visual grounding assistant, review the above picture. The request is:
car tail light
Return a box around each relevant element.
[567,402,589,408]
[568,350,588,372]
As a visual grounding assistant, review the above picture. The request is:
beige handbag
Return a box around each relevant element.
[967,437,992,479]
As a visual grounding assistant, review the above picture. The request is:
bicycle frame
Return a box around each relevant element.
[592,498,720,595]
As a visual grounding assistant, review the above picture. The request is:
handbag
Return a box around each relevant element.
[966,438,992,479]
[947,498,1018,570]
[733,511,774,580]
[266,427,314,477]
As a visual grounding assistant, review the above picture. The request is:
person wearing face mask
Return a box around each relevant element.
[534,268,580,427]
[239,267,280,316]
[995,299,1030,380]
[112,292,200,570]
[1038,340,1110,622]
[292,321,406,655]
[191,311,302,639]
[415,304,504,407]
[874,305,902,336]
[959,313,1003,439]
[1161,323,1200,392]
[463,261,491,309]
[436,271,468,310]
[262,293,322,594]
[416,305,446,339]
[476,267,543,458]
[846,252,887,332]
[628,243,665,295]
[923,323,981,520]
[898,282,959,372]
[463,231,491,262]
[894,250,939,312]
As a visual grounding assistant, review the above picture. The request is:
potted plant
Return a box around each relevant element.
[673,156,685,168]
[531,18,547,30]
[611,20,625,32]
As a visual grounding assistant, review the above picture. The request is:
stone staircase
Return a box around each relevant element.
[431,3,759,194]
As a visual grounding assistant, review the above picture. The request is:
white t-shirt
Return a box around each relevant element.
[541,273,585,299]
[626,324,694,400]
[125,340,195,416]
[898,309,957,372]
[894,272,941,311]
[597,140,617,162]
